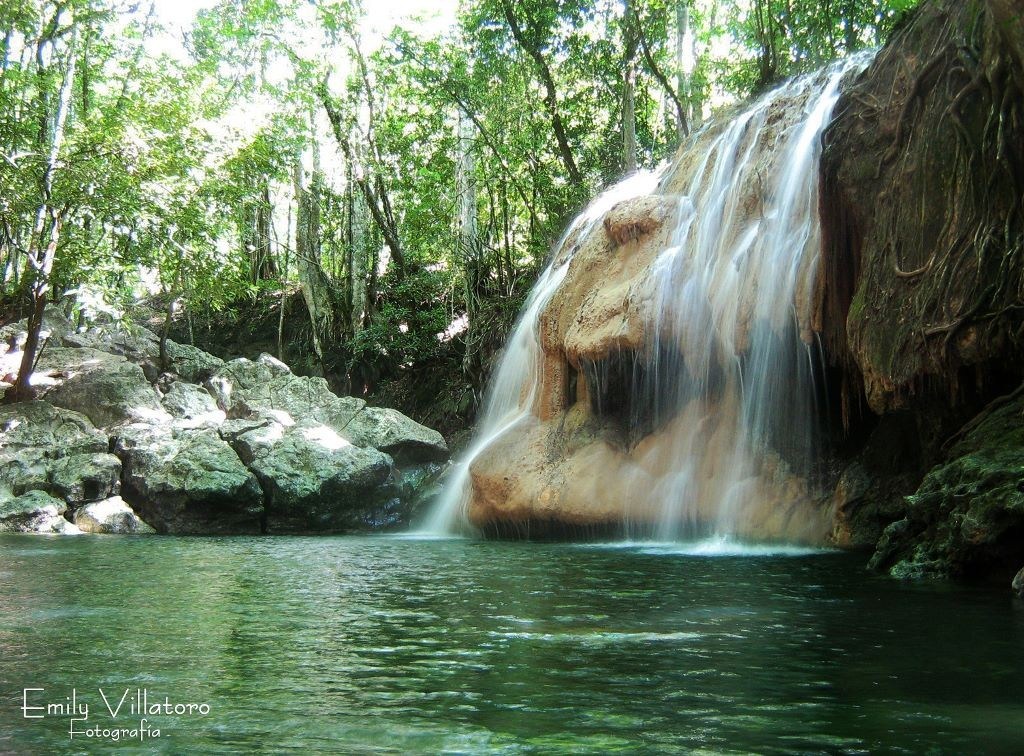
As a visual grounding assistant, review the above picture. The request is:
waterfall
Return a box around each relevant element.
[424,54,870,541]
[422,169,667,535]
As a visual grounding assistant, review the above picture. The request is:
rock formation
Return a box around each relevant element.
[441,0,1024,588]
[0,307,449,535]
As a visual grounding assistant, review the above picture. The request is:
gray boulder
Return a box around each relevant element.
[343,406,449,465]
[161,339,224,383]
[0,401,107,457]
[161,381,223,424]
[34,346,126,377]
[48,453,121,504]
[0,490,80,534]
[73,496,155,534]
[206,357,282,409]
[114,424,263,534]
[46,360,169,428]
[223,372,446,464]
[0,304,73,356]
[60,324,160,364]
[0,402,110,501]
[230,421,394,533]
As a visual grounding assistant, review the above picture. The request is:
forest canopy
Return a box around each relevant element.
[0,0,916,427]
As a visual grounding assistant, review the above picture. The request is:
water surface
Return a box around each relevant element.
[2,534,1023,753]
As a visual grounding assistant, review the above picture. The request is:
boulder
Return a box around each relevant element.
[46,360,169,428]
[223,372,445,463]
[342,406,449,465]
[868,397,1024,579]
[0,401,107,458]
[226,372,362,425]
[59,324,160,364]
[0,304,73,356]
[114,424,263,534]
[73,496,155,534]
[205,357,282,409]
[33,346,126,377]
[161,381,223,424]
[0,490,80,534]
[0,402,110,500]
[161,339,224,383]
[230,421,394,532]
[48,453,121,505]
[1013,567,1024,598]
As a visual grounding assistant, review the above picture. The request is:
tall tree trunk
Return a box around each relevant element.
[10,19,77,401]
[499,0,584,189]
[458,110,484,382]
[347,158,369,335]
[676,0,692,138]
[622,0,638,174]
[292,153,332,369]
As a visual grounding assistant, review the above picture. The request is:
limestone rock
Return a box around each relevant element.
[46,360,169,428]
[162,339,224,383]
[1013,566,1024,598]
[74,496,155,534]
[342,406,449,465]
[161,381,223,424]
[0,401,107,458]
[867,397,1024,579]
[48,453,121,505]
[603,195,676,247]
[59,325,159,364]
[0,490,80,534]
[205,357,281,409]
[0,304,73,356]
[257,352,291,377]
[230,421,394,532]
[114,424,263,534]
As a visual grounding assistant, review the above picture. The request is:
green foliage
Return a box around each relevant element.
[1,0,920,419]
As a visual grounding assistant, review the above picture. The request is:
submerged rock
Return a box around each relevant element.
[73,496,155,534]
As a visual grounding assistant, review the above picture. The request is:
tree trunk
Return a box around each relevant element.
[499,0,584,189]
[622,0,638,174]
[676,0,691,138]
[347,158,369,334]
[458,109,484,381]
[292,155,333,368]
[10,20,77,401]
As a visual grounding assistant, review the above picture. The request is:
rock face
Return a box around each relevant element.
[0,490,80,534]
[0,307,448,535]
[817,0,1024,584]
[867,396,1024,579]
[230,421,395,533]
[114,424,264,534]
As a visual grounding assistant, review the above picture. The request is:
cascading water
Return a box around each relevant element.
[424,53,871,541]
[422,169,667,535]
